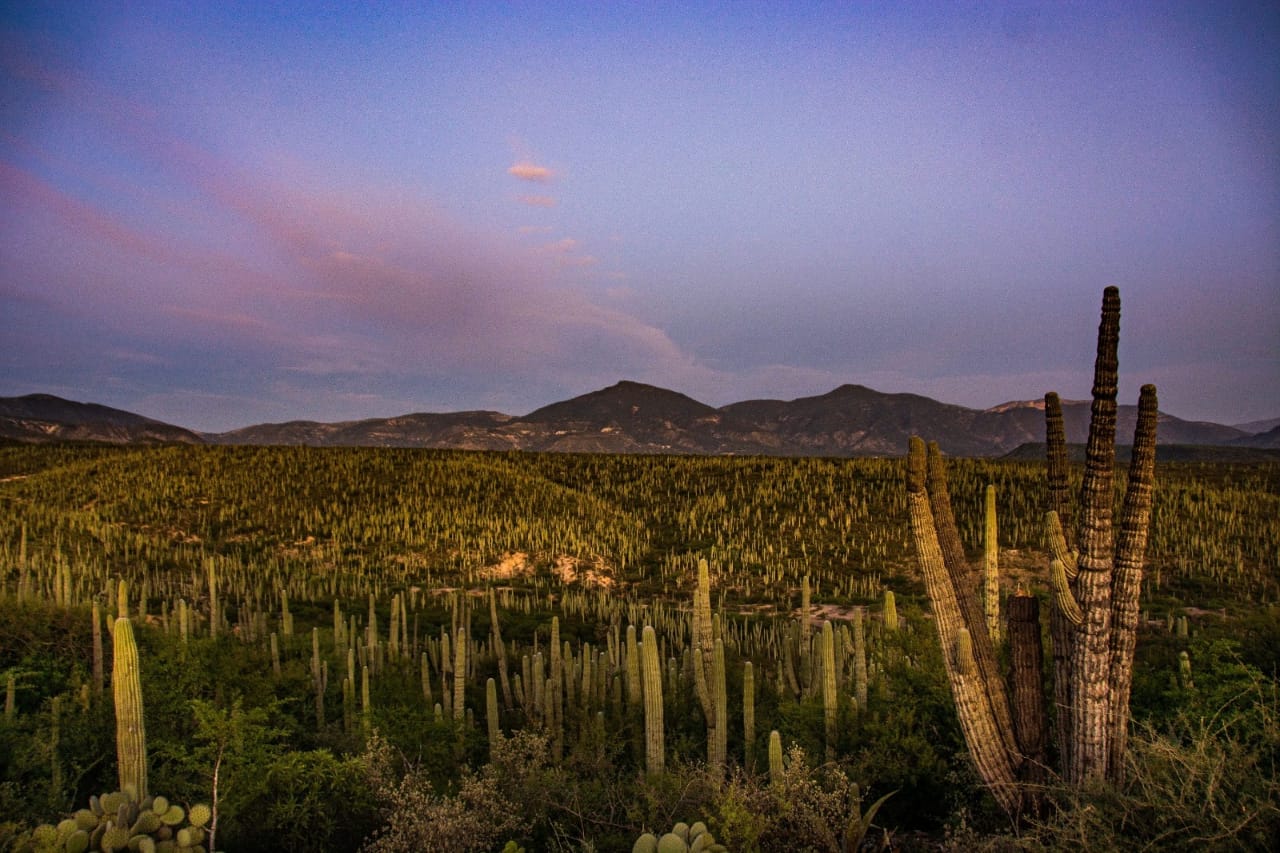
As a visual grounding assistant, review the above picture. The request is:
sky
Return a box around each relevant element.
[1,1,1277,433]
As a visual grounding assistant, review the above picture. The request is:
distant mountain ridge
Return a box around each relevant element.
[0,394,203,445]
[2,383,1277,459]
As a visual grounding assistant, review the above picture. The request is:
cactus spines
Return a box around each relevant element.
[640,625,664,775]
[111,618,147,798]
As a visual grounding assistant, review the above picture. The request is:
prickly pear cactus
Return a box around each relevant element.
[10,787,213,853]
[633,820,727,853]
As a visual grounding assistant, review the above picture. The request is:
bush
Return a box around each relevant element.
[1013,674,1280,851]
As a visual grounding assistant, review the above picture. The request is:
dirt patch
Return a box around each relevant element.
[552,555,615,590]
[478,551,534,582]
[804,603,866,622]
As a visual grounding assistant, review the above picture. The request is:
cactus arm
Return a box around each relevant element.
[906,437,1021,817]
[1050,560,1084,626]
[1066,285,1122,786]
[1106,383,1158,780]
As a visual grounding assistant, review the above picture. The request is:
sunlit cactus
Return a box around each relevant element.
[111,618,147,798]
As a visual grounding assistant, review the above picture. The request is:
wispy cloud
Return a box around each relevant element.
[507,161,554,182]
[517,194,557,207]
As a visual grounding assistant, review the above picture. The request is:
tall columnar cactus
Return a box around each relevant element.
[92,601,104,698]
[205,557,218,639]
[489,589,513,710]
[904,287,1159,816]
[690,559,725,775]
[486,677,500,760]
[453,627,467,722]
[821,621,837,761]
[883,590,898,633]
[640,625,664,775]
[742,661,755,768]
[984,484,1000,643]
[851,606,868,712]
[767,730,784,782]
[111,617,147,798]
[625,624,642,709]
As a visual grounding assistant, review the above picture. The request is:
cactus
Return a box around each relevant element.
[689,560,724,775]
[984,484,1000,643]
[851,606,868,712]
[742,661,754,769]
[111,618,146,798]
[768,729,784,781]
[92,602,104,698]
[486,677,500,760]
[905,287,1159,815]
[633,820,727,853]
[11,788,209,853]
[453,627,466,722]
[205,557,218,639]
[640,625,664,775]
[489,589,513,710]
[821,621,838,761]
[625,624,641,709]
[883,590,898,633]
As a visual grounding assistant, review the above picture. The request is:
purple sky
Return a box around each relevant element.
[2,1,1277,432]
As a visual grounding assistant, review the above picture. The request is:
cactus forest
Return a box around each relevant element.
[2,292,1279,851]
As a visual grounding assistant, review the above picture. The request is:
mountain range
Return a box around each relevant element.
[2,382,1278,459]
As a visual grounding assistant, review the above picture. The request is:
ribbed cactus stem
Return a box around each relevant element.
[486,677,500,761]
[742,661,755,769]
[768,730,784,782]
[640,625,664,775]
[489,589,512,710]
[112,618,147,798]
[361,664,371,734]
[453,627,466,722]
[92,601,104,698]
[821,621,837,761]
[883,590,898,633]
[625,624,641,709]
[852,606,868,711]
[205,558,218,639]
[984,484,1000,642]
[1050,559,1084,626]
[712,637,727,774]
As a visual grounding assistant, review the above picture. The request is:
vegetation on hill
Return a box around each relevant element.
[0,438,1276,850]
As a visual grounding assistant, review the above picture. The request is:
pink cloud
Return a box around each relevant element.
[518,194,557,207]
[508,161,554,182]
